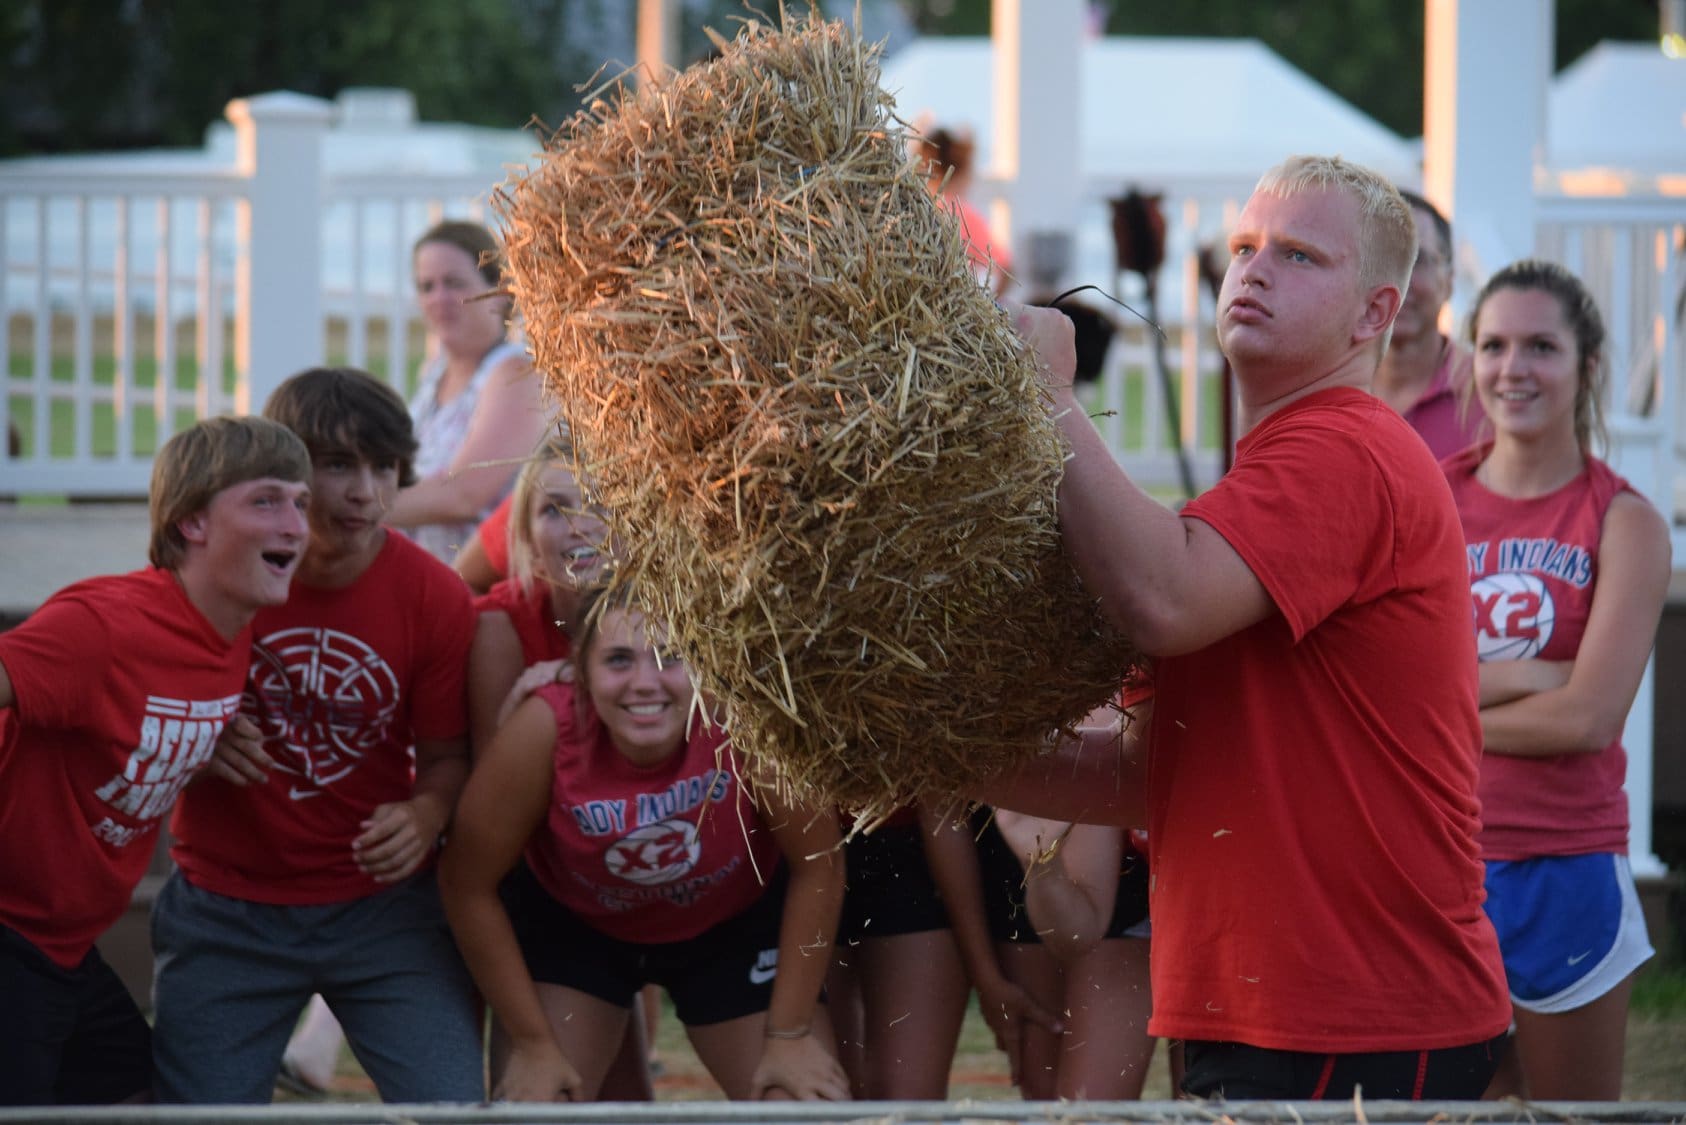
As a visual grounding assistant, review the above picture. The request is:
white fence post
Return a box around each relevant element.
[1423,0,1551,302]
[227,91,334,414]
[991,0,1083,292]
[636,0,681,83]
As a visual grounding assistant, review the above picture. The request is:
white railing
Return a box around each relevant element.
[0,169,247,494]
[0,93,502,496]
[0,90,1247,501]
[1,93,1681,526]
[1536,195,1686,558]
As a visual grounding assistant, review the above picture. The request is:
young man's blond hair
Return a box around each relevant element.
[1253,155,1417,351]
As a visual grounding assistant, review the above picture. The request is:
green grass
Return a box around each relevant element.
[1633,953,1686,1017]
[1077,368,1226,454]
[10,339,1221,513]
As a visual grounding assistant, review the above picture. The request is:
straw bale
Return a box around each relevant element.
[495,9,1138,821]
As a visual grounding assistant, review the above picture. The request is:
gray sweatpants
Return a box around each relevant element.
[149,870,483,1104]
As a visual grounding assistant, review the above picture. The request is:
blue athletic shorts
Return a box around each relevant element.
[1483,851,1653,1014]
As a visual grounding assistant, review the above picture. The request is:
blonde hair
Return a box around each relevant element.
[508,429,580,596]
[1254,155,1417,350]
[149,416,311,569]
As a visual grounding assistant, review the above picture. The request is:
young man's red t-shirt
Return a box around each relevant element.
[170,532,475,903]
[0,569,248,967]
[1149,387,1510,1053]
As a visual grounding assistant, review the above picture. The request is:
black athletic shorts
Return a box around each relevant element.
[1102,846,1150,938]
[0,923,151,1105]
[1181,1034,1508,1100]
[502,861,788,1026]
[837,822,951,943]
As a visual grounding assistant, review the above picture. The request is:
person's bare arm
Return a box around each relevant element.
[993,816,1123,963]
[453,531,500,594]
[1477,660,1572,708]
[749,792,849,1101]
[1014,305,1274,657]
[468,612,526,755]
[1481,494,1671,755]
[438,697,581,1101]
[389,357,545,527]
[970,716,1148,828]
[917,805,1062,1083]
[200,714,274,786]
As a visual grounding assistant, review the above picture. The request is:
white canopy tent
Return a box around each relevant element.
[879,35,1419,296]
[881,35,1418,192]
[1548,41,1686,186]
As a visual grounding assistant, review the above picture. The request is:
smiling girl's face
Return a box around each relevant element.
[528,463,608,591]
[581,607,693,766]
[1472,286,1584,445]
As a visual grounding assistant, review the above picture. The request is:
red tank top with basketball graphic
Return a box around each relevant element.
[0,568,249,968]
[170,532,476,903]
[1444,446,1635,859]
[476,578,571,667]
[524,681,781,943]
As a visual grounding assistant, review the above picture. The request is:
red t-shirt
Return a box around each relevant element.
[524,682,781,943]
[475,494,515,582]
[1402,337,1486,461]
[0,569,247,967]
[1151,387,1509,1053]
[170,532,475,903]
[475,578,570,667]
[1445,447,1635,859]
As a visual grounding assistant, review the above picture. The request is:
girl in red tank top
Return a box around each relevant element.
[467,435,610,754]
[441,588,846,1104]
[1449,260,1669,1100]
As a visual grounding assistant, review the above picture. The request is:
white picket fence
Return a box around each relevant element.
[0,91,1681,531]
[0,91,1249,500]
[0,93,501,495]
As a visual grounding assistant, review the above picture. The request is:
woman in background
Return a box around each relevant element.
[387,220,546,561]
[912,126,1012,298]
[1447,260,1669,1099]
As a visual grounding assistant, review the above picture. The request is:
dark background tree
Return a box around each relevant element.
[0,0,629,154]
[0,0,1660,156]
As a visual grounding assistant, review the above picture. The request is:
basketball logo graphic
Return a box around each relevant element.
[246,628,401,793]
[605,819,702,886]
[1471,572,1556,661]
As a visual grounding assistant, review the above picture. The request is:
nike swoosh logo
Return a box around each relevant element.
[748,966,776,985]
[1566,950,1592,966]
[289,787,325,801]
